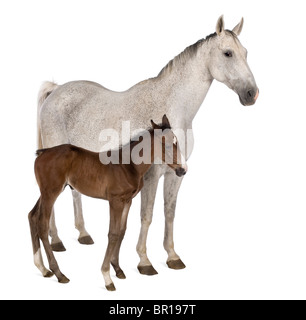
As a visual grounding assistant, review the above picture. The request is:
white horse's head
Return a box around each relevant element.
[207,16,259,106]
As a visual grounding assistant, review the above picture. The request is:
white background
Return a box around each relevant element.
[1,0,306,300]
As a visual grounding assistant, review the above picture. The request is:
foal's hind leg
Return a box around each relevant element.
[49,208,66,252]
[111,201,131,279]
[39,197,70,283]
[72,190,94,245]
[49,190,94,250]
[28,198,53,278]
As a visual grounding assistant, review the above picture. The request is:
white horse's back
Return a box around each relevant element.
[39,78,172,151]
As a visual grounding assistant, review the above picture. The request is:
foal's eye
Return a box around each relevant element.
[224,51,233,58]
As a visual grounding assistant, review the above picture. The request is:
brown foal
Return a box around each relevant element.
[28,115,187,291]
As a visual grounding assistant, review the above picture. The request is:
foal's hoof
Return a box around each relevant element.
[138,265,158,276]
[167,259,186,270]
[106,283,116,291]
[43,270,54,278]
[58,275,70,284]
[51,241,66,252]
[116,270,126,279]
[111,263,126,279]
[78,235,94,245]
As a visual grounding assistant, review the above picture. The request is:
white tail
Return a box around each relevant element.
[37,81,59,148]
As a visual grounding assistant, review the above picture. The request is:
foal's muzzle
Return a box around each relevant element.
[175,167,187,177]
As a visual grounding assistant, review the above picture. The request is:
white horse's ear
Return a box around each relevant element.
[216,15,225,36]
[232,17,244,36]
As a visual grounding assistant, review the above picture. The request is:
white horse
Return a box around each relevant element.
[37,16,259,276]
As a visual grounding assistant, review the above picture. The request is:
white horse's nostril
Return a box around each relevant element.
[247,89,255,98]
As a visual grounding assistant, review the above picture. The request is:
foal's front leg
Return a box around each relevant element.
[101,199,126,291]
[111,200,132,279]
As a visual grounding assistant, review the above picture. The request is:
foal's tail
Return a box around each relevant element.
[36,149,47,157]
[37,81,59,149]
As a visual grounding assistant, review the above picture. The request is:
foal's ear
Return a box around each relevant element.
[162,114,171,129]
[216,15,225,36]
[151,119,160,129]
[232,17,244,36]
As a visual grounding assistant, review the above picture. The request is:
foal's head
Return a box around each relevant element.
[151,115,187,177]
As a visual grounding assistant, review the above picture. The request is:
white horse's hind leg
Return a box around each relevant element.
[72,190,94,245]
[136,165,162,275]
[163,169,186,270]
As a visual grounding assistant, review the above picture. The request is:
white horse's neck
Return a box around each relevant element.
[152,39,214,128]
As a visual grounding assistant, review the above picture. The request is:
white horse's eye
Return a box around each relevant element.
[224,50,233,57]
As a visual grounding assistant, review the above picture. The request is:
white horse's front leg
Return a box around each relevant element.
[72,190,94,245]
[163,169,186,270]
[136,165,162,275]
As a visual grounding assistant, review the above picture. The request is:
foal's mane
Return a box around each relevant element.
[157,30,237,77]
[118,122,171,151]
